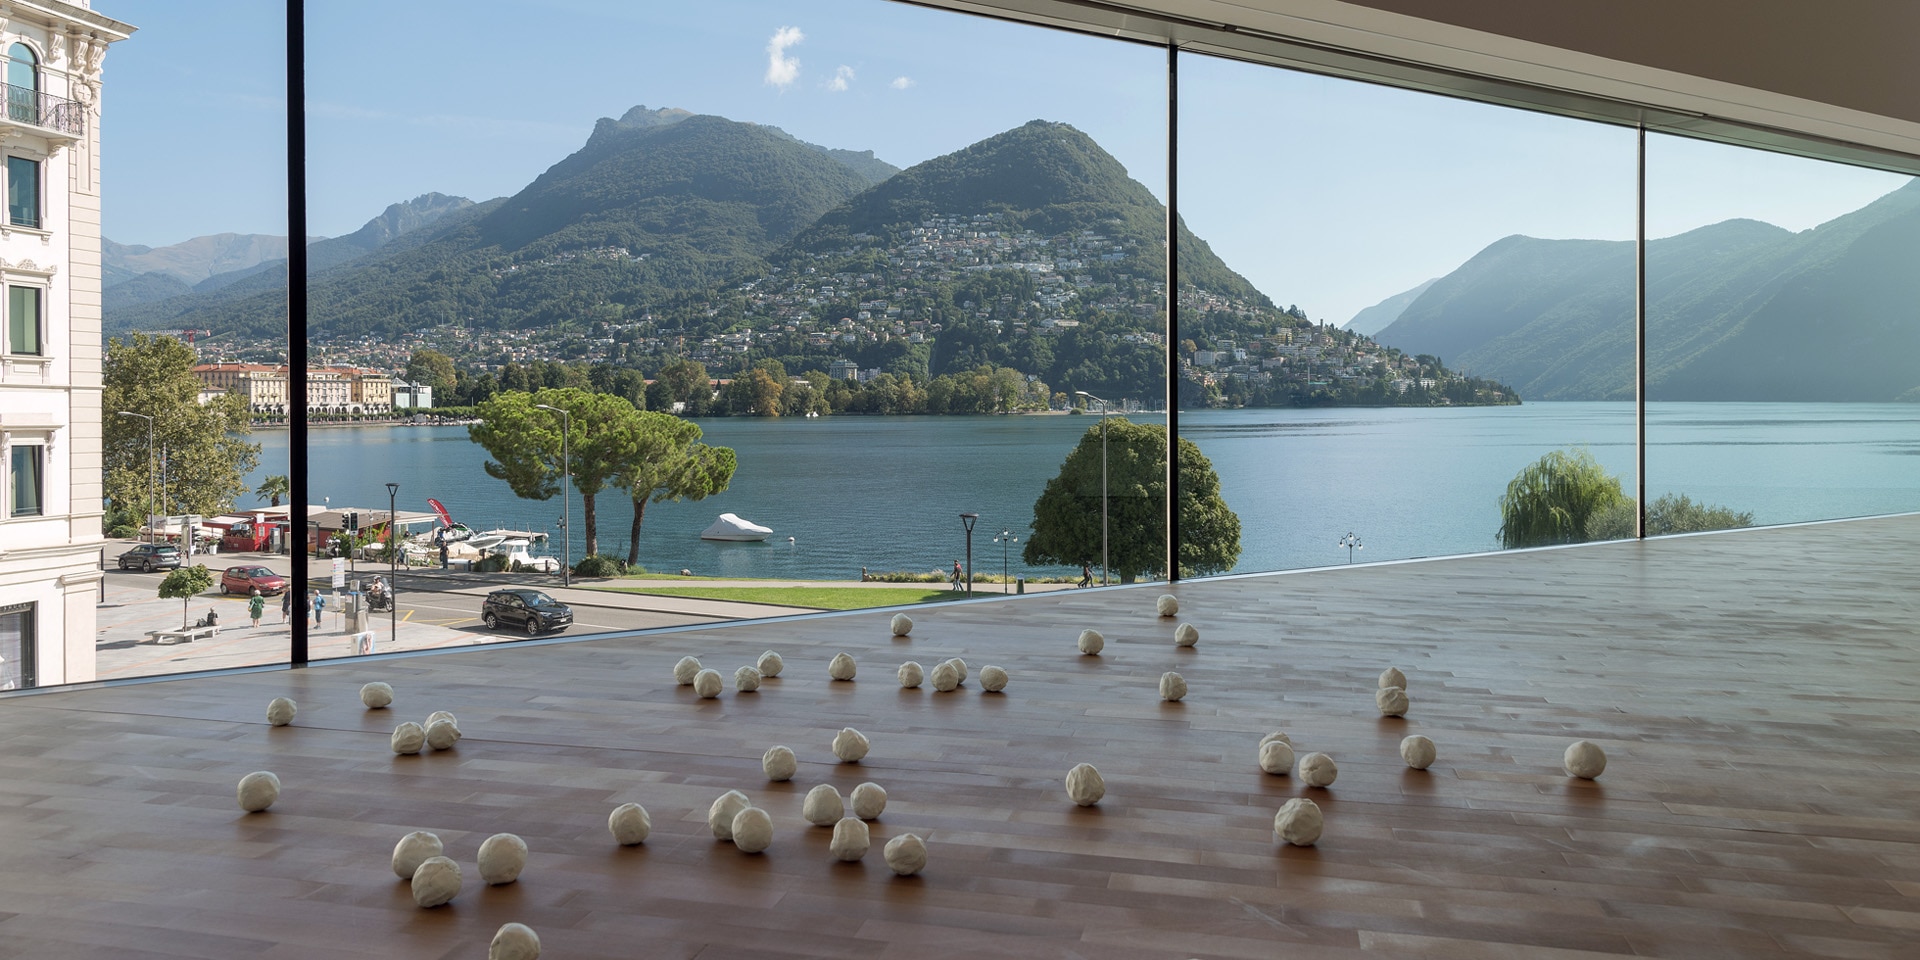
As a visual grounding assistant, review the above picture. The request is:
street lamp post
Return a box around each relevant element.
[386,482,399,643]
[534,403,572,587]
[959,513,979,595]
[115,411,154,544]
[1075,391,1110,586]
[1340,531,1363,564]
[994,530,1018,594]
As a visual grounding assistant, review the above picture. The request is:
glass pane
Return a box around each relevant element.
[6,285,36,354]
[7,157,37,228]
[1176,54,1637,572]
[10,445,41,516]
[1646,134,1920,530]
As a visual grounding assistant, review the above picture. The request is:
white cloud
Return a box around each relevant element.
[828,65,855,92]
[764,26,803,88]
[890,76,914,90]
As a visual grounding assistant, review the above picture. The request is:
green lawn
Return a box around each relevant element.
[600,585,960,610]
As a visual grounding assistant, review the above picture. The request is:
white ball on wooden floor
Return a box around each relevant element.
[1400,735,1436,770]
[608,802,651,845]
[756,650,783,677]
[265,697,296,726]
[1173,623,1199,647]
[897,661,924,688]
[946,658,967,683]
[673,656,702,685]
[731,807,773,853]
[928,659,961,692]
[425,718,461,750]
[762,745,797,781]
[391,722,427,755]
[477,832,527,885]
[833,727,870,762]
[884,833,927,876]
[1273,797,1323,846]
[692,668,723,699]
[1077,629,1104,655]
[236,771,279,812]
[1564,740,1607,779]
[489,923,542,960]
[391,831,443,879]
[1159,671,1188,702]
[410,855,462,908]
[850,781,887,820]
[1156,593,1178,617]
[830,817,870,861]
[708,790,751,840]
[1379,666,1407,689]
[735,665,762,692]
[1376,685,1409,718]
[425,710,457,727]
[1258,740,1295,775]
[1065,762,1105,806]
[978,664,1008,692]
[803,784,844,826]
[1297,752,1338,787]
[1260,731,1292,749]
[360,682,393,709]
[829,652,858,681]
[890,613,913,637]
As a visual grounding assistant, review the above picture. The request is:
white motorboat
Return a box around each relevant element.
[700,513,773,541]
[488,537,561,573]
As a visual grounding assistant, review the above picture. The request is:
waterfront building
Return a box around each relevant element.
[0,2,132,690]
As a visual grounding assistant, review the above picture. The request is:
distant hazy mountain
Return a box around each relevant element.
[306,193,476,273]
[103,233,293,288]
[1346,278,1437,336]
[1374,179,1920,401]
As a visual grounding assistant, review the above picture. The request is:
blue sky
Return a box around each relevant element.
[101,0,1910,324]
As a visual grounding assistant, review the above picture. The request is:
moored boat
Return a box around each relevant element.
[700,513,773,541]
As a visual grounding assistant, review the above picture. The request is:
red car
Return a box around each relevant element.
[220,565,287,596]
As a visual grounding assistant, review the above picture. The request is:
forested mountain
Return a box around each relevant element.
[1375,178,1920,400]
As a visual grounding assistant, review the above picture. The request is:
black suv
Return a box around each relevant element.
[480,589,574,636]
[117,543,183,572]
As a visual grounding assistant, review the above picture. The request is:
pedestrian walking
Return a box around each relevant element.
[312,590,326,627]
[281,589,291,624]
[1079,562,1093,588]
[951,559,964,591]
[248,589,266,629]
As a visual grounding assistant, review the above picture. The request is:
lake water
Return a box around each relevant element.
[244,403,1920,579]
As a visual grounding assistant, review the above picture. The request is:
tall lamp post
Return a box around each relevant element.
[1339,531,1363,564]
[533,403,572,586]
[1074,391,1110,586]
[386,482,399,643]
[994,530,1018,594]
[115,411,154,544]
[959,513,978,596]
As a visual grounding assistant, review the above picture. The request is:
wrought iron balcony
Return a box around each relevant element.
[2,82,83,137]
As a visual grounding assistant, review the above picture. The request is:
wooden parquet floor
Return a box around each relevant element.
[4,516,1918,959]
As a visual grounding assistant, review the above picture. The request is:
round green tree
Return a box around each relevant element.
[1023,418,1241,581]
[158,565,216,629]
[1497,448,1627,549]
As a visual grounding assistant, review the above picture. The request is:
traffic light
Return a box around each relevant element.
[346,512,359,532]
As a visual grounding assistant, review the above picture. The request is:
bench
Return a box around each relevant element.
[144,625,220,645]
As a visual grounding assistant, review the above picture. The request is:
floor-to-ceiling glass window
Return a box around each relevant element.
[1644,135,1920,532]
[1174,54,1638,573]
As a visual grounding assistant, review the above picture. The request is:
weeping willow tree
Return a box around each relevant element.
[1497,448,1627,549]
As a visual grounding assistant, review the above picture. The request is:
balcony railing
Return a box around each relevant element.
[3,82,83,137]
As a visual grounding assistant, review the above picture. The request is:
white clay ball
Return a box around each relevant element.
[833,727,870,762]
[763,745,797,781]
[673,656,702,685]
[1077,629,1104,655]
[708,789,751,839]
[829,817,870,861]
[979,664,1008,692]
[1258,739,1295,775]
[829,652,857,681]
[693,668,723,699]
[947,658,967,682]
[928,659,961,692]
[1065,762,1106,806]
[425,718,461,750]
[1260,731,1293,749]
[236,771,280,812]
[890,613,913,637]
[1376,685,1409,718]
[1273,797,1324,846]
[850,781,887,820]
[360,682,393,709]
[1297,752,1338,787]
[477,832,527,885]
[735,665,762,692]
[1379,666,1407,689]
[803,784,844,826]
[391,722,426,755]
[1564,740,1607,779]
[756,650,783,677]
[425,710,457,726]
[1173,623,1199,647]
[410,855,462,908]
[608,802,651,845]
[265,697,296,726]
[392,831,443,879]
[731,807,774,853]
[1156,593,1178,617]
[1159,671,1188,702]
[1401,735,1437,770]
[489,923,541,960]
[897,661,924,688]
[884,833,927,876]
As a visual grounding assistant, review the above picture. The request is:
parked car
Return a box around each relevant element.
[116,543,182,572]
[480,588,573,636]
[220,565,287,596]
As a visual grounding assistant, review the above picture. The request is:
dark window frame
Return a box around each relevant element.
[0,601,33,691]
